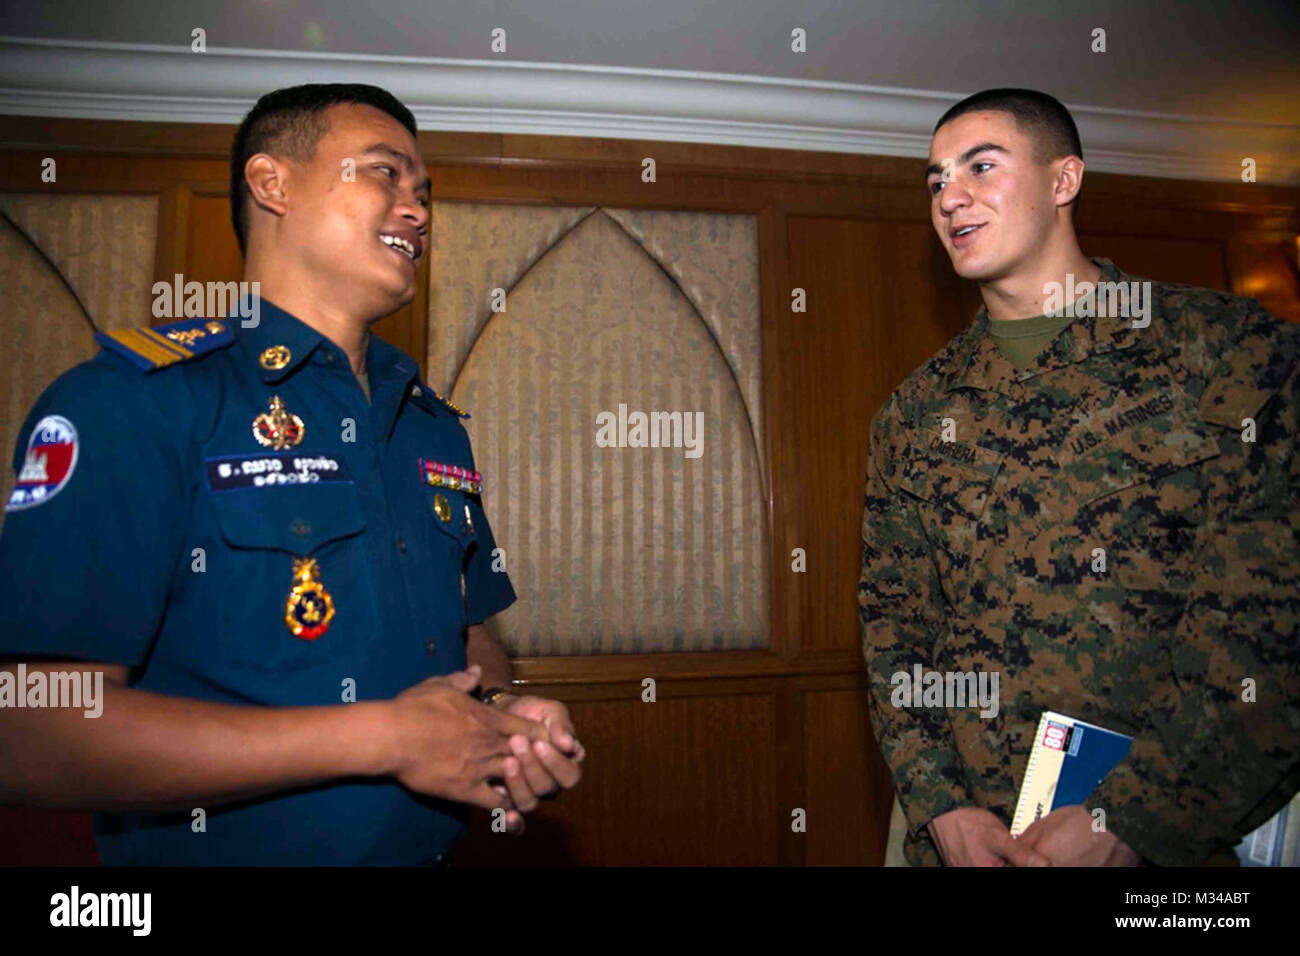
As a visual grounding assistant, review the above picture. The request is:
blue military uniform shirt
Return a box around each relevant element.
[0,299,516,864]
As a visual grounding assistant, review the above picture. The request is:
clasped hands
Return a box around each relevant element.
[927,805,1141,866]
[478,674,586,834]
[386,664,584,835]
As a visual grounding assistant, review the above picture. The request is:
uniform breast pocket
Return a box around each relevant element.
[1066,394,1220,540]
[897,447,1001,522]
[1197,376,1287,522]
[422,485,480,627]
[207,484,369,672]
[896,445,1002,607]
[1065,389,1222,637]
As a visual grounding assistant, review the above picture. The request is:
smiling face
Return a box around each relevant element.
[926,110,1065,284]
[277,103,431,316]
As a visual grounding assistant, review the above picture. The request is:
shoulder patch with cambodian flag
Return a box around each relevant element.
[6,415,79,512]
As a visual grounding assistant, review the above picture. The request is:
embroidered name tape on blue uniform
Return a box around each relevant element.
[205,453,352,492]
[96,318,235,372]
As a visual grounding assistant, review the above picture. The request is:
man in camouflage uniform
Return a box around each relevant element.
[859,88,1300,866]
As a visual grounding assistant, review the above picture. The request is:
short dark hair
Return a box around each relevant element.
[229,83,418,257]
[934,88,1083,165]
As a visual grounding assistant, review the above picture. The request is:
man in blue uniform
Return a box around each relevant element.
[0,84,584,865]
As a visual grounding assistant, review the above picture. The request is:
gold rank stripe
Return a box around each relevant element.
[103,327,193,367]
[139,327,194,359]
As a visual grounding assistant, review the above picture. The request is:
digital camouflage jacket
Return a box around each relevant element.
[859,258,1300,866]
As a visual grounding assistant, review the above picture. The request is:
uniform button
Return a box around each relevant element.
[397,537,407,554]
[324,352,336,364]
[411,385,422,397]
[424,639,437,656]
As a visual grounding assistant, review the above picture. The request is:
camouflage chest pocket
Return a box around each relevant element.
[1062,382,1221,605]
[1061,382,1221,523]
[895,442,1004,607]
[1196,375,1288,521]
[896,442,1004,521]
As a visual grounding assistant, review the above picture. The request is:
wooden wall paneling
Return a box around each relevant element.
[1226,234,1300,323]
[6,118,1300,218]
[802,681,894,865]
[759,203,798,664]
[511,650,845,685]
[183,187,245,289]
[448,680,780,865]
[1078,234,1227,290]
[152,183,191,306]
[781,217,968,658]
[371,255,429,378]
[775,684,807,866]
[0,117,241,159]
[0,151,228,193]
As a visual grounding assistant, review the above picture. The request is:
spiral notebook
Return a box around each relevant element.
[1010,710,1133,837]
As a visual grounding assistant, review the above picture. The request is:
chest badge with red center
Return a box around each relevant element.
[253,395,305,449]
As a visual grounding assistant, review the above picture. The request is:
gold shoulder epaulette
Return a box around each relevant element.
[96,318,235,372]
[432,389,471,419]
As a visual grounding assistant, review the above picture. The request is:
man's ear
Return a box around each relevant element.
[1053,155,1085,209]
[243,153,291,220]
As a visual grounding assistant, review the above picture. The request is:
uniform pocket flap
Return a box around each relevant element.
[1198,378,1277,429]
[212,484,366,553]
[898,445,1002,520]
[1071,422,1219,505]
[426,486,478,547]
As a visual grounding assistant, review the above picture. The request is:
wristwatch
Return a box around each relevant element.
[476,686,514,708]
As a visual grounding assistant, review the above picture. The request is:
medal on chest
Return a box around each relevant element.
[253,395,305,449]
[284,556,335,640]
[420,458,482,494]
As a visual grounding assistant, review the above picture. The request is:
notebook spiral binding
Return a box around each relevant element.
[1011,711,1054,836]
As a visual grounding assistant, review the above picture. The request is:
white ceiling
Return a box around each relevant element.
[3,0,1296,123]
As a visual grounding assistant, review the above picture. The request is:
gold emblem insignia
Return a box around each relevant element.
[433,493,451,522]
[166,328,207,346]
[260,345,292,370]
[206,320,226,334]
[284,557,334,640]
[252,395,305,449]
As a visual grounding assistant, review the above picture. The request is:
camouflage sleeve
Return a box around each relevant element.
[1091,301,1300,865]
[859,394,976,837]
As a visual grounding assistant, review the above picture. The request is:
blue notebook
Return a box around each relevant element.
[1011,711,1133,836]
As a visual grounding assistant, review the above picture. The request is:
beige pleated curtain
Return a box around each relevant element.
[427,203,770,655]
[0,194,771,655]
